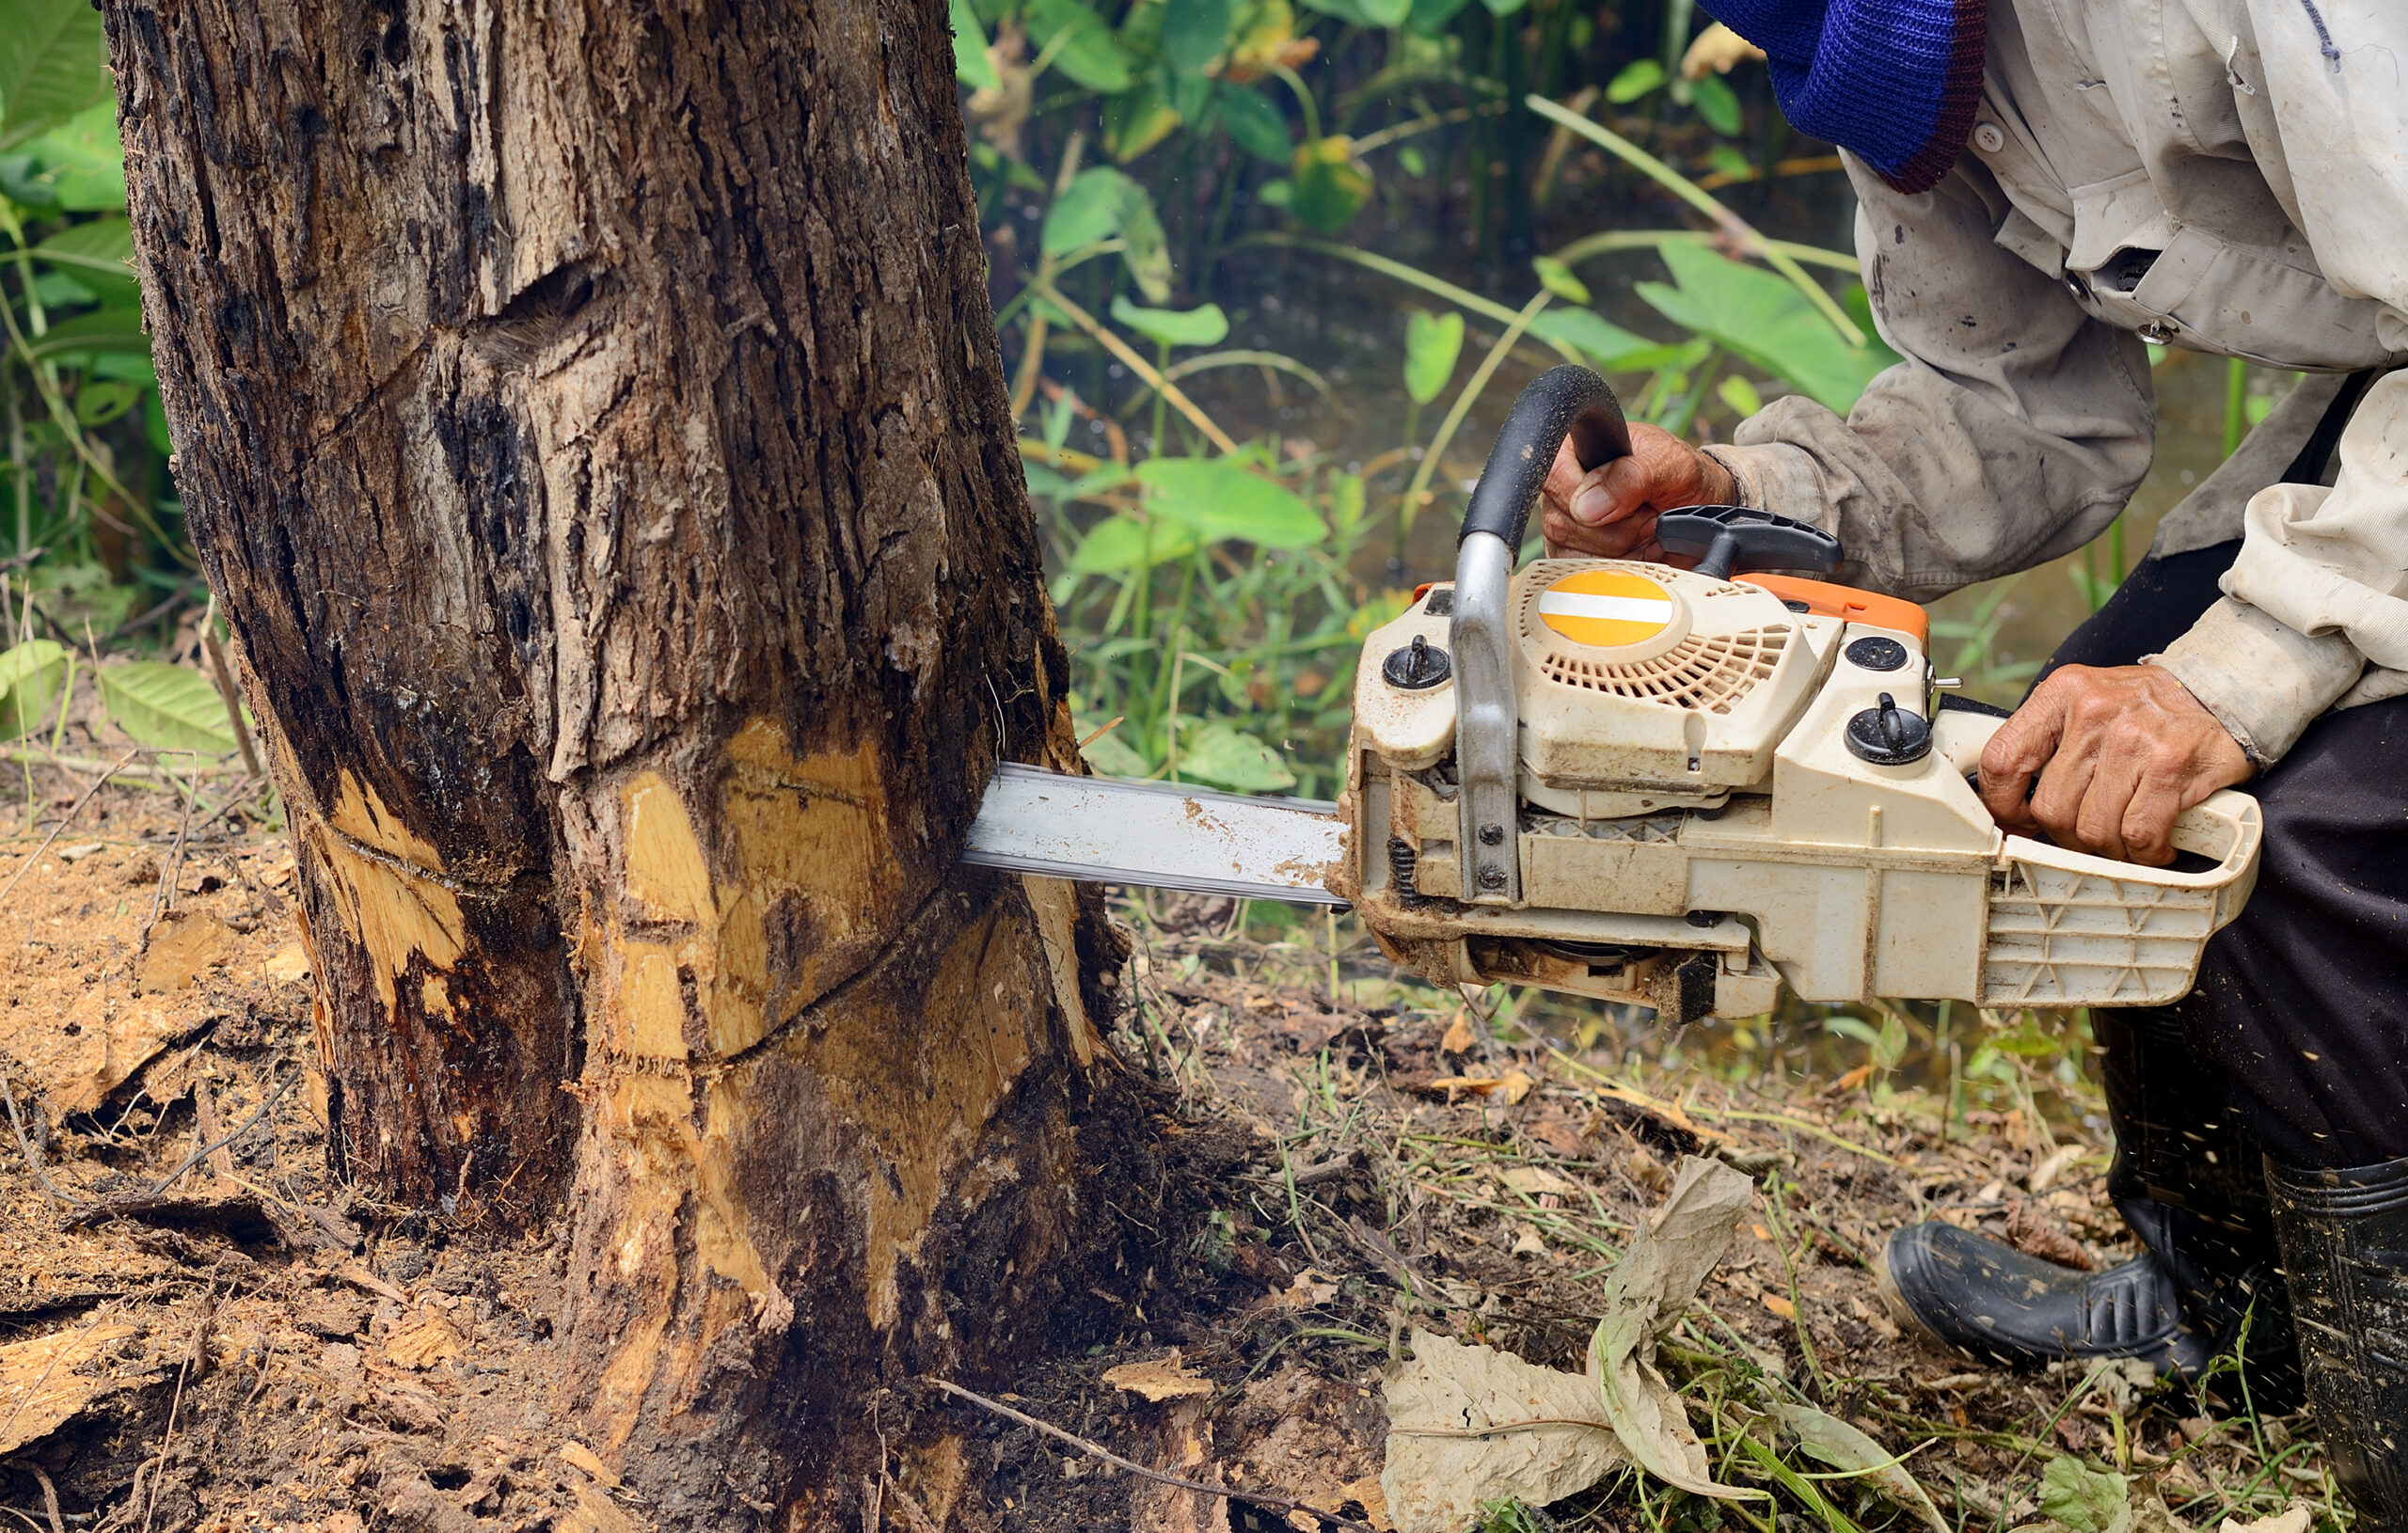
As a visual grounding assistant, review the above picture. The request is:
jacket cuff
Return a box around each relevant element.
[1701,440,1825,522]
[2147,597,2365,765]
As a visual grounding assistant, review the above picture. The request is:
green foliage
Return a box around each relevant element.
[1287,136,1372,233]
[1529,254,1590,306]
[96,660,239,754]
[1402,309,1464,405]
[1041,166,1173,301]
[1026,0,1137,92]
[1605,57,1665,103]
[950,0,1001,90]
[1110,295,1229,348]
[1135,456,1325,545]
[2037,1456,2128,1533]
[0,638,66,737]
[0,0,108,153]
[1636,242,1898,413]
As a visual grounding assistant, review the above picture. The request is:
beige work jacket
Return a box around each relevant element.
[1705,0,2408,762]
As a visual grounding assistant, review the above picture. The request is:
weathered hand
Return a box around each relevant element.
[1538,422,1738,561]
[1977,665,2255,866]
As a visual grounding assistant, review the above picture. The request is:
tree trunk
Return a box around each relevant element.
[106,0,1125,1518]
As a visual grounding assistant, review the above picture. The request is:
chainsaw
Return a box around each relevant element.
[969,366,2262,1022]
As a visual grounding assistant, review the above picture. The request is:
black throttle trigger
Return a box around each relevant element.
[1654,504,1844,580]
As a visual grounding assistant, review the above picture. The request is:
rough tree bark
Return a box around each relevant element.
[105,0,1129,1520]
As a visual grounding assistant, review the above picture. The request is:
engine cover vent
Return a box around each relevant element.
[1516,560,1788,715]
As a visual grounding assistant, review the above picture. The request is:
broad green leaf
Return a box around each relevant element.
[1359,0,1412,22]
[1160,0,1234,75]
[15,307,150,368]
[1110,295,1228,348]
[1329,469,1366,530]
[1040,167,1172,301]
[1402,308,1464,404]
[1174,718,1295,792]
[1531,254,1592,306]
[0,0,106,153]
[97,660,238,754]
[1294,0,1384,24]
[1068,513,1201,573]
[31,214,137,304]
[1779,1403,1951,1533]
[16,100,124,209]
[1691,72,1742,135]
[1605,58,1666,103]
[1135,457,1326,547]
[1026,0,1134,93]
[1637,242,1897,413]
[1104,74,1181,162]
[2037,1458,2127,1533]
[950,0,1000,90]
[0,640,68,739]
[1527,308,1673,371]
[1214,83,1291,163]
[1288,135,1371,234]
[1405,0,1475,33]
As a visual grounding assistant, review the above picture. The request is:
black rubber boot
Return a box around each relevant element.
[1876,1009,2295,1396]
[2266,1155,2408,1530]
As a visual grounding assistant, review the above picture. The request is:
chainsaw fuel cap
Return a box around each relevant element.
[1846,691,1933,766]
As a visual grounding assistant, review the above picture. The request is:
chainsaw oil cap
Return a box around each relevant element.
[1845,635,1909,672]
[1531,568,1690,661]
[1846,691,1933,766]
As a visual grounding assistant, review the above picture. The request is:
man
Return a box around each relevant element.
[1539,0,2408,1518]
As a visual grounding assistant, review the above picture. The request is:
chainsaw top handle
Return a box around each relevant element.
[1456,364,1631,548]
[1450,365,1630,908]
[1654,503,1845,580]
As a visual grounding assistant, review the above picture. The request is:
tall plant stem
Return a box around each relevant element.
[1524,93,1866,345]
[1008,132,1086,418]
[1227,234,1587,364]
[2224,356,2249,458]
[1548,228,1858,272]
[1030,281,1241,454]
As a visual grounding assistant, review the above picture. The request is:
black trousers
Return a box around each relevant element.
[2038,543,2408,1170]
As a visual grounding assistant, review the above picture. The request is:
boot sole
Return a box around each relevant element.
[1868,1233,1956,1351]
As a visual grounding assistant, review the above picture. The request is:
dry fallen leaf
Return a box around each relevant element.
[0,1320,143,1455]
[1382,1156,1759,1531]
[1438,1010,1478,1054]
[1779,1401,1950,1533]
[2218,1508,2309,1533]
[1381,1329,1622,1533]
[1498,1165,1581,1199]
[1102,1350,1213,1401]
[1761,1293,1796,1320]
[381,1307,466,1370]
[262,942,312,983]
[1497,1067,1534,1104]
[1337,1473,1393,1530]
[1263,1270,1339,1309]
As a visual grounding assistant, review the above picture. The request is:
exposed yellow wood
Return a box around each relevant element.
[309,772,465,1014]
[1022,874,1098,1065]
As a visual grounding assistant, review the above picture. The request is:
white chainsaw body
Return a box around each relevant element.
[1339,560,2263,1021]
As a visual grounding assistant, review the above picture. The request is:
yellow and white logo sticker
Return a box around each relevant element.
[1536,569,1678,649]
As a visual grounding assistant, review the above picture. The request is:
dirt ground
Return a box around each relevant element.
[0,770,2336,1533]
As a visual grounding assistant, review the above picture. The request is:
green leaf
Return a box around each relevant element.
[1402,308,1464,405]
[1068,513,1201,573]
[1636,242,1897,413]
[1605,58,1666,104]
[1110,294,1228,348]
[950,0,1000,90]
[1175,719,1295,792]
[15,307,150,367]
[1214,83,1291,162]
[15,99,124,209]
[31,213,137,303]
[1690,72,1743,135]
[1715,374,1763,418]
[1477,0,1526,16]
[1026,0,1135,93]
[1135,457,1327,547]
[1160,0,1234,74]
[0,0,106,153]
[1397,143,1427,177]
[2038,1458,2128,1533]
[1104,73,1181,162]
[1405,0,1475,33]
[1358,0,1412,22]
[1080,721,1152,778]
[97,660,238,754]
[1526,308,1674,371]
[1287,135,1371,234]
[1530,254,1592,306]
[0,640,68,739]
[1040,167,1172,301]
[1707,143,1753,181]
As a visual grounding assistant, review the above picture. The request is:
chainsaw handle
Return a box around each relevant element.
[1450,367,1629,907]
[1457,365,1631,547]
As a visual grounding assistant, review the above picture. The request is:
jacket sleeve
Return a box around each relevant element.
[1703,153,2157,603]
[2147,0,2408,763]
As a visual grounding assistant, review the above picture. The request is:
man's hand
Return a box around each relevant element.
[1977,665,2255,866]
[1540,423,1738,560]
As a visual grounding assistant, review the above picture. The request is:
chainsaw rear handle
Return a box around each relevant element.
[1654,504,1844,580]
[1451,366,1631,907]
